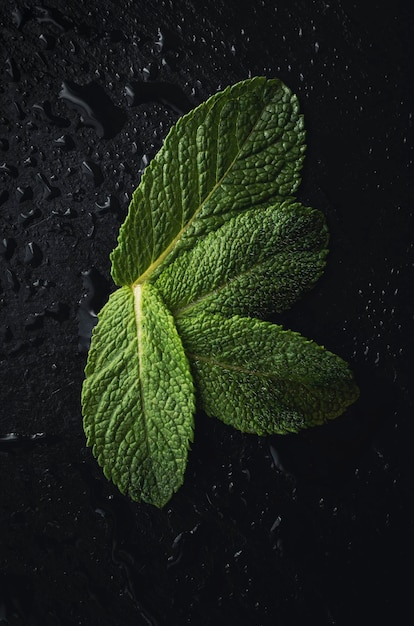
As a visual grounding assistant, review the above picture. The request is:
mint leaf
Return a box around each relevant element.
[82,283,195,507]
[154,201,328,318]
[110,77,305,286]
[177,313,359,435]
[82,77,360,507]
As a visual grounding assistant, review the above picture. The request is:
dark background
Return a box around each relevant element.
[1,1,413,624]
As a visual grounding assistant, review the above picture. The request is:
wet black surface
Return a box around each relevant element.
[1,1,413,624]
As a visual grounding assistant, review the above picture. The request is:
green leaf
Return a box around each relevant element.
[154,201,328,318]
[177,312,359,435]
[110,76,305,287]
[82,77,360,507]
[81,283,195,508]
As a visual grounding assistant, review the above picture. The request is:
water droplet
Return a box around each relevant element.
[0,432,54,452]
[23,156,37,167]
[5,269,19,292]
[12,6,32,29]
[269,445,288,474]
[16,186,33,203]
[18,207,41,226]
[51,205,76,218]
[5,57,20,82]
[0,163,18,178]
[0,238,17,260]
[125,81,192,115]
[45,302,70,323]
[270,515,282,532]
[35,172,60,200]
[81,160,104,187]
[130,140,142,155]
[39,33,56,50]
[32,101,70,128]
[95,194,121,216]
[139,153,150,172]
[25,312,44,331]
[59,81,127,139]
[23,242,43,267]
[34,6,72,31]
[13,101,26,120]
[78,269,111,352]
[53,134,75,151]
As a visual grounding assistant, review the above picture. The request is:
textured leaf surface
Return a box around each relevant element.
[155,201,328,318]
[110,76,305,286]
[82,284,195,507]
[177,313,359,435]
[82,77,360,507]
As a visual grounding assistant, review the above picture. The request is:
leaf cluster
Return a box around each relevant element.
[82,78,359,507]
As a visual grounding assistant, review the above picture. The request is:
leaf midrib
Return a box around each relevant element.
[133,283,180,502]
[186,353,328,393]
[134,283,152,467]
[173,222,292,317]
[186,352,285,380]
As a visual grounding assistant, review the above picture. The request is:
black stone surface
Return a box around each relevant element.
[1,1,413,625]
